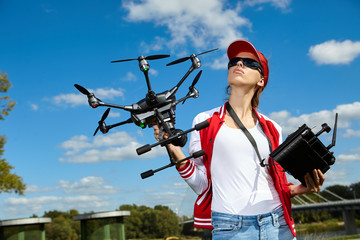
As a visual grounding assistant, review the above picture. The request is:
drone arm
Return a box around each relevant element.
[174,88,199,105]
[167,66,195,99]
[97,102,134,111]
[106,118,133,131]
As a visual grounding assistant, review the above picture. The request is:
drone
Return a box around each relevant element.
[74,49,218,178]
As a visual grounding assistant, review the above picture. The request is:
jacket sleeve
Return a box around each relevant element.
[177,113,209,195]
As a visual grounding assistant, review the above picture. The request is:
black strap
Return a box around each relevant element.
[225,103,268,167]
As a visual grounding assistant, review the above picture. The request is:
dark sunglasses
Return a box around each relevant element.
[228,57,264,75]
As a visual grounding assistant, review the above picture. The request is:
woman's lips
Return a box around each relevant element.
[233,68,244,74]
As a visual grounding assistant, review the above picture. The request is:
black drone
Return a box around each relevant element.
[74,49,217,178]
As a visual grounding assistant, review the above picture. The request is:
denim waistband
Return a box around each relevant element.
[212,206,283,227]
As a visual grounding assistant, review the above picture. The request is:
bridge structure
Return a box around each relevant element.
[292,189,360,235]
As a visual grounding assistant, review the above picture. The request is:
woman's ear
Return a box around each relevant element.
[257,77,265,88]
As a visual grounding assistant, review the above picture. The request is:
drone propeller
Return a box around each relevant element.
[74,84,103,108]
[166,48,218,66]
[190,70,202,90]
[74,84,90,96]
[111,54,170,63]
[182,70,202,104]
[94,108,111,136]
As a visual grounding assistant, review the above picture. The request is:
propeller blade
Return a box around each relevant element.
[167,48,218,66]
[197,48,219,56]
[111,54,169,63]
[166,56,190,66]
[190,70,202,89]
[101,108,111,122]
[74,84,90,96]
[93,126,100,136]
[182,70,202,105]
[145,54,170,60]
[111,58,137,63]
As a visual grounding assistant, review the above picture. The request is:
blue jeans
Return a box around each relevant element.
[211,207,296,240]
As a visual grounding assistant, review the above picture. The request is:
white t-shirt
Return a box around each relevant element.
[211,121,282,215]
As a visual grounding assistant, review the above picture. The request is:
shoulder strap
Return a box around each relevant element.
[226,103,267,167]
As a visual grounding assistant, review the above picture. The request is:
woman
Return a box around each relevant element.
[154,40,325,239]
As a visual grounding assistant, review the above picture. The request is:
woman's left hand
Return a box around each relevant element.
[289,169,325,197]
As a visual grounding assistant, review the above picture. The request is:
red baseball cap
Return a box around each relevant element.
[227,40,269,87]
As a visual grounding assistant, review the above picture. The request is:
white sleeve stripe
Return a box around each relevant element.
[181,162,195,179]
[194,217,212,222]
[178,161,193,174]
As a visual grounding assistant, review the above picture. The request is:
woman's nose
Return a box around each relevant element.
[237,59,244,67]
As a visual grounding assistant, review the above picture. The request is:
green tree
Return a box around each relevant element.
[349,182,360,199]
[43,210,80,240]
[119,204,180,238]
[1,71,16,120]
[0,70,25,195]
[323,184,353,200]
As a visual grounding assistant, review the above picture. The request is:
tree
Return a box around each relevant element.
[0,70,25,195]
[43,210,80,240]
[119,204,180,238]
[1,71,16,120]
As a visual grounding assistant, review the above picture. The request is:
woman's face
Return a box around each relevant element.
[227,52,264,89]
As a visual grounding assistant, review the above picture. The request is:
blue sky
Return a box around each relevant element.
[1,0,360,219]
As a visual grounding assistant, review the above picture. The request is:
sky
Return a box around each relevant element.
[1,0,360,220]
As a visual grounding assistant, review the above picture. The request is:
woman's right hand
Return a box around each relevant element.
[152,124,187,169]
[153,124,166,141]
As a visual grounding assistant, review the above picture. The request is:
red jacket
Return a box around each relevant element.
[177,102,296,237]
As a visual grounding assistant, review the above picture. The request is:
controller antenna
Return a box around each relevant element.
[327,113,338,150]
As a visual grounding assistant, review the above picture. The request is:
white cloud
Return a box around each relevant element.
[30,104,39,111]
[308,40,360,65]
[26,185,52,193]
[109,111,121,118]
[343,129,360,138]
[5,196,61,205]
[53,87,124,107]
[4,195,110,217]
[242,0,291,10]
[209,54,229,70]
[4,176,120,218]
[122,0,250,50]
[269,101,360,136]
[122,0,291,70]
[337,154,360,163]
[59,131,167,163]
[58,176,118,195]
[121,72,137,82]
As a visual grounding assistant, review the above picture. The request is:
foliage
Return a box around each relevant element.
[43,210,80,240]
[0,70,16,120]
[119,204,181,239]
[0,71,25,195]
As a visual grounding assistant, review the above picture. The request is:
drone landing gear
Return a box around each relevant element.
[140,149,205,179]
[137,120,209,179]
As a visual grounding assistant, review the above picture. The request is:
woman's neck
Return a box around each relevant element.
[228,87,254,119]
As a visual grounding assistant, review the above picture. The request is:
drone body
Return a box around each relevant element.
[75,49,217,178]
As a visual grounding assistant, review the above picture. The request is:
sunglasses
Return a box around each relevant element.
[228,57,264,75]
